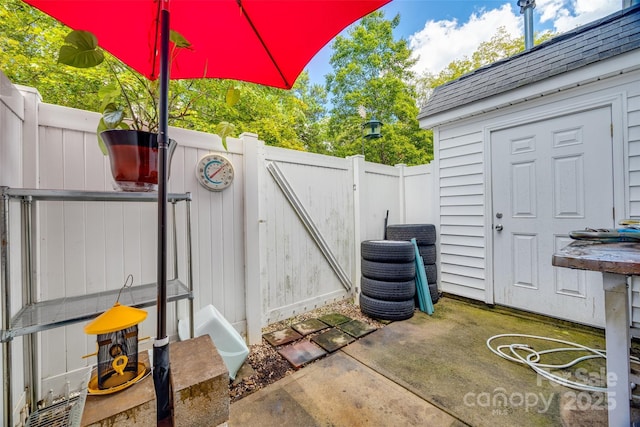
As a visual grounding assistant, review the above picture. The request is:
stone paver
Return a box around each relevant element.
[311,328,355,352]
[262,328,302,346]
[263,314,378,368]
[291,318,329,336]
[277,340,327,369]
[317,312,351,326]
[337,319,377,338]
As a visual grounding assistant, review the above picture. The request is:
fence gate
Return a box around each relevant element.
[260,148,355,324]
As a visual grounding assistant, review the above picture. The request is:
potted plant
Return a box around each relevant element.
[58,30,238,191]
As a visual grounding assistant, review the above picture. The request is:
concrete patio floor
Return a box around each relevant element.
[230,296,637,426]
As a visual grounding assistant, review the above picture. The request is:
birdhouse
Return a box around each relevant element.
[84,302,148,391]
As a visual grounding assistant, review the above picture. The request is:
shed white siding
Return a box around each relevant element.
[438,129,485,300]
[422,67,640,321]
[628,92,640,216]
[626,89,640,325]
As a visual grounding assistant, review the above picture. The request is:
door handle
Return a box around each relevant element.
[495,224,503,231]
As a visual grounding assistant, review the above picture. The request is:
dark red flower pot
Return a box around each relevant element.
[101,130,177,192]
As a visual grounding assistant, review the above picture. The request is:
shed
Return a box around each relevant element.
[419,5,640,327]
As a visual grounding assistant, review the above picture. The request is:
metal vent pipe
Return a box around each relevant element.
[518,0,536,50]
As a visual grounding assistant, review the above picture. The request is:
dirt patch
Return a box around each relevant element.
[229,298,385,402]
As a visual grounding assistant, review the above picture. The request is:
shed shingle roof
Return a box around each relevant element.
[419,5,640,119]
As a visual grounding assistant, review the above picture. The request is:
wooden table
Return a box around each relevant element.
[553,240,640,427]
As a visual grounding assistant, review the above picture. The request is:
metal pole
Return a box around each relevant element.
[2,188,12,427]
[153,1,171,422]
[156,0,170,355]
[186,196,195,338]
[524,6,534,50]
[171,201,178,280]
[518,0,536,50]
[22,198,38,413]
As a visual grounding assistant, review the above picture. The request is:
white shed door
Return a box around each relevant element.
[491,106,613,327]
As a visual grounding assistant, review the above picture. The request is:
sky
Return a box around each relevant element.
[305,0,622,86]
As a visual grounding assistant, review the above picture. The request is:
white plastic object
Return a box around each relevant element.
[178,304,249,380]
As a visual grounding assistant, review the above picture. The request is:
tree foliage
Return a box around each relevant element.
[2,1,555,168]
[0,0,107,111]
[415,27,555,108]
[325,11,432,166]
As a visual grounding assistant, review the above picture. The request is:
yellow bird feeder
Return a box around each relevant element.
[84,302,148,393]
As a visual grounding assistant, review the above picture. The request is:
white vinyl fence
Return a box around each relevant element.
[0,72,434,423]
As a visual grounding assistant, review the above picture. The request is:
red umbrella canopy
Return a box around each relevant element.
[23,0,390,89]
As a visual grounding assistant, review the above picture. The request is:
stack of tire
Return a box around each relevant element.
[386,224,439,304]
[360,240,416,321]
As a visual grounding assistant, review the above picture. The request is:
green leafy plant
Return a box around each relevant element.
[58,30,239,154]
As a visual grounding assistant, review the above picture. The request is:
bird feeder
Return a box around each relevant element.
[84,302,148,393]
[362,118,383,140]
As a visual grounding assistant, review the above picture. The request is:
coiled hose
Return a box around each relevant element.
[487,333,639,394]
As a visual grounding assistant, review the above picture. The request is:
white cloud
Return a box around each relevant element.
[408,0,621,77]
[536,0,567,23]
[544,0,620,32]
[409,3,521,76]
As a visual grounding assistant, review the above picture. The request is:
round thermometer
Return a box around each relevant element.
[196,153,235,191]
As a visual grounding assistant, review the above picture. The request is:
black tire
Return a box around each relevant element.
[361,276,415,301]
[361,240,415,263]
[424,264,437,282]
[386,224,436,245]
[361,259,415,282]
[429,283,440,304]
[418,244,436,264]
[360,294,414,321]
